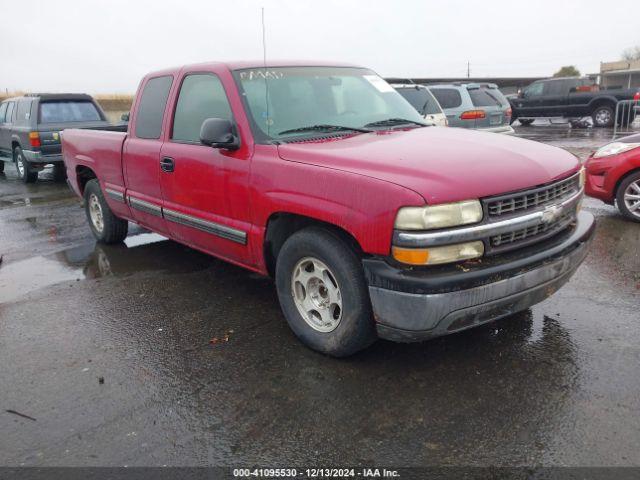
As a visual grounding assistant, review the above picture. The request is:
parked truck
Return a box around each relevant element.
[510,77,640,127]
[62,61,595,356]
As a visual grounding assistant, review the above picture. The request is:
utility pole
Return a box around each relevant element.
[467,61,470,79]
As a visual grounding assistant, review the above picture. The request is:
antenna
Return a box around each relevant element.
[261,7,271,137]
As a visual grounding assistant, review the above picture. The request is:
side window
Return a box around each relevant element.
[172,74,232,143]
[0,103,7,122]
[4,102,16,124]
[16,100,32,126]
[543,80,566,96]
[135,76,173,139]
[430,88,462,109]
[525,82,544,97]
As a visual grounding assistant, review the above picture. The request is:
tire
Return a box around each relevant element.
[53,163,67,182]
[83,179,129,243]
[518,118,534,126]
[0,161,4,173]
[14,147,38,183]
[616,171,640,223]
[275,227,376,357]
[591,105,615,128]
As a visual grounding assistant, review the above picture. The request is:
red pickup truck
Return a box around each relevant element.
[62,61,595,356]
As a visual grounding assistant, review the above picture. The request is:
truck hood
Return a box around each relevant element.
[277,127,580,204]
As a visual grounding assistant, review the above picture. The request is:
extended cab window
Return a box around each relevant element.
[135,76,173,139]
[543,80,566,96]
[172,74,232,143]
[430,88,462,109]
[39,100,101,123]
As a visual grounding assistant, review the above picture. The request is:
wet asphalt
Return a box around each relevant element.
[0,125,639,467]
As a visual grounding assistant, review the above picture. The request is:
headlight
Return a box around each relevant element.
[392,242,484,266]
[395,200,483,230]
[593,142,640,158]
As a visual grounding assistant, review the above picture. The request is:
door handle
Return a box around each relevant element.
[160,157,175,173]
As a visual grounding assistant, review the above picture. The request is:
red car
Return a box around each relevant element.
[585,133,640,222]
[62,61,595,356]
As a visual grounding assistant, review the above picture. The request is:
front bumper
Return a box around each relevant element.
[22,150,63,165]
[365,211,595,342]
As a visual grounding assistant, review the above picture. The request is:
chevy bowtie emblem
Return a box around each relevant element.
[541,204,563,224]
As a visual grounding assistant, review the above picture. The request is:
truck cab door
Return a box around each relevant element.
[514,82,544,117]
[541,79,569,117]
[0,101,13,160]
[123,75,174,235]
[159,72,252,266]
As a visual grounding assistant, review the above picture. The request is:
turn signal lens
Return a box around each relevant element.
[460,110,486,120]
[29,131,41,148]
[392,241,484,266]
[395,200,483,230]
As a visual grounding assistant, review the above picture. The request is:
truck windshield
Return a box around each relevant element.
[233,67,425,142]
[39,101,102,123]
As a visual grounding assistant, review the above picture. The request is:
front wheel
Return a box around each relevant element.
[275,227,376,357]
[14,147,38,183]
[83,179,129,243]
[591,105,614,128]
[616,172,640,222]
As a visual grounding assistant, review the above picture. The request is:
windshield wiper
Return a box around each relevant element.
[364,118,428,128]
[279,124,372,135]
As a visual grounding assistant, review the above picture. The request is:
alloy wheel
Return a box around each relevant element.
[291,257,343,332]
[623,180,640,218]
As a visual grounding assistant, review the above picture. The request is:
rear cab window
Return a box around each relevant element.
[39,100,102,123]
[15,100,33,126]
[171,74,233,143]
[430,88,462,109]
[134,76,174,139]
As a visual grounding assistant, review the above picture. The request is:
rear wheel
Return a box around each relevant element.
[518,118,534,126]
[275,227,376,357]
[591,105,614,128]
[14,147,38,183]
[83,179,128,243]
[0,161,4,173]
[616,171,640,222]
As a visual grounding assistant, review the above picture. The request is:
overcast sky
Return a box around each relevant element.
[0,0,637,94]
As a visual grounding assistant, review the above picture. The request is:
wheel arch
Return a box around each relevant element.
[263,212,365,277]
[75,165,98,194]
[614,167,640,199]
[588,96,617,112]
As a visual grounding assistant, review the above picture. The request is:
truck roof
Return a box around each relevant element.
[144,60,363,78]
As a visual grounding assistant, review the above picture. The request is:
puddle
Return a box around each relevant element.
[0,232,217,304]
[0,191,76,209]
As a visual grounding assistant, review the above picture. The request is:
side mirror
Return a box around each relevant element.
[121,112,130,122]
[517,89,524,98]
[200,118,239,150]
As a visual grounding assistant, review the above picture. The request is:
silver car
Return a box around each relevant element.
[428,83,514,134]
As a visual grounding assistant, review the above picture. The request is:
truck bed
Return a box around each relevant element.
[62,128,128,198]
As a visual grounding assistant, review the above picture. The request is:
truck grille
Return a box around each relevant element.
[490,211,574,250]
[485,174,579,217]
